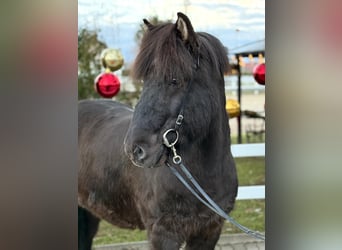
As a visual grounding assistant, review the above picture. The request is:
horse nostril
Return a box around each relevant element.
[133,145,146,161]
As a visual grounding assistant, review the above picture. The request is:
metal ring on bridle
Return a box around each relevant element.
[173,155,182,164]
[162,129,179,148]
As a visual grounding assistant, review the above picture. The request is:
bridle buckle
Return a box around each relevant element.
[162,129,179,148]
[175,114,184,126]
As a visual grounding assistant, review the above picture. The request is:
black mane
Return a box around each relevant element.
[133,22,229,83]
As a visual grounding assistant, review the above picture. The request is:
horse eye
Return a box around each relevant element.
[171,78,177,85]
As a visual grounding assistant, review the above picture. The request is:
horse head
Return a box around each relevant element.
[124,12,229,168]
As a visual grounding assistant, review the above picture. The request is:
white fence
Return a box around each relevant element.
[231,143,265,200]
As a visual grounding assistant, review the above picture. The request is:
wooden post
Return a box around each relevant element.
[236,54,242,144]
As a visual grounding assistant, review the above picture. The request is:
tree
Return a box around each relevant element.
[78,28,107,100]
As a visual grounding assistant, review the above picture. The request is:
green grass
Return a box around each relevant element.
[222,199,265,234]
[93,157,265,245]
[235,157,265,185]
[93,222,147,245]
[231,134,265,144]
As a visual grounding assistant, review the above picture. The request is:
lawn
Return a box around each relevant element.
[93,156,265,245]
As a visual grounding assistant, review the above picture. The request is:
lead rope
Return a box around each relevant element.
[163,128,266,241]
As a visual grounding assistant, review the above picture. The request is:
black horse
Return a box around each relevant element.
[78,12,238,250]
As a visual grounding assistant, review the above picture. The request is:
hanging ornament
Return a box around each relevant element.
[226,99,240,118]
[101,48,124,72]
[94,48,124,98]
[94,71,121,98]
[253,63,265,85]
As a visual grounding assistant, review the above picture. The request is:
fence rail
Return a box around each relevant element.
[231,143,265,200]
[225,85,265,92]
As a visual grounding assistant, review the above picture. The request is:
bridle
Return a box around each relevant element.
[162,58,266,241]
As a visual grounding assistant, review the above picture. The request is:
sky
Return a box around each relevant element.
[78,0,265,65]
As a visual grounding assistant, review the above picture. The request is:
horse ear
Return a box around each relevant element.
[143,19,154,30]
[175,12,198,46]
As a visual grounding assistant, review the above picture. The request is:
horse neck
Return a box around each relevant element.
[182,106,230,176]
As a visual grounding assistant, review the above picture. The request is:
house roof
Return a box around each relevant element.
[229,39,265,57]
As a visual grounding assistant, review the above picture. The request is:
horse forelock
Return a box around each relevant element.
[132,23,195,82]
[133,23,229,85]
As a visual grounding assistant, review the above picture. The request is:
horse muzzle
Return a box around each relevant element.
[124,133,167,168]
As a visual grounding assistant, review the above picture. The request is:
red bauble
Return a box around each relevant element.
[95,73,121,98]
[253,63,266,85]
